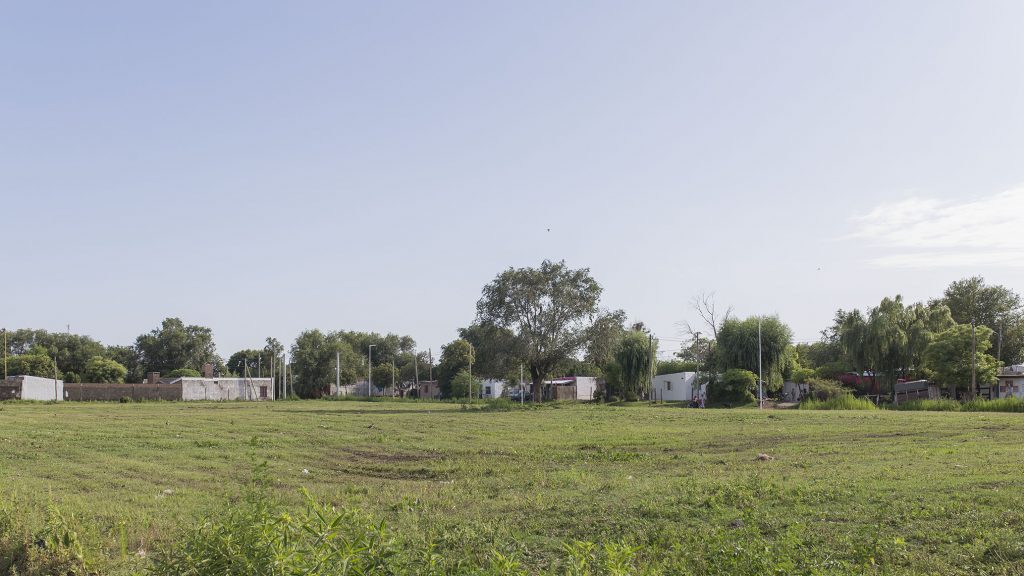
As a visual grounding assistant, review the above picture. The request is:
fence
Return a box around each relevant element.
[63,382,183,402]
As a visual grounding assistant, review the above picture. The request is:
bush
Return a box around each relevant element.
[799,395,877,410]
[805,378,849,401]
[790,367,815,384]
[166,368,201,378]
[708,369,756,405]
[0,501,89,576]
[83,356,127,384]
[4,355,59,379]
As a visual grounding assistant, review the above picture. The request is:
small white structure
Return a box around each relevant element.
[178,377,274,401]
[650,372,703,402]
[782,381,810,402]
[5,375,64,401]
[997,367,1024,399]
[478,379,506,399]
[573,376,598,400]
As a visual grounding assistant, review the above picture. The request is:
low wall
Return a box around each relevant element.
[63,383,183,402]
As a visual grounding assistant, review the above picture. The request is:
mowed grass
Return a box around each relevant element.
[2,400,1024,574]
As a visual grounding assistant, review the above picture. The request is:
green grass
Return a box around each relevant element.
[893,397,1024,412]
[798,395,878,410]
[2,400,1024,574]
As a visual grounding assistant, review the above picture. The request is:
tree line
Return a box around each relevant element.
[3,264,1019,402]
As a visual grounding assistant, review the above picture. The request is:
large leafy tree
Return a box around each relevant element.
[475,260,605,401]
[936,276,1024,364]
[289,330,362,398]
[458,323,520,380]
[923,324,999,395]
[6,353,60,379]
[716,316,793,393]
[135,318,220,374]
[2,329,105,381]
[83,356,127,383]
[106,345,144,383]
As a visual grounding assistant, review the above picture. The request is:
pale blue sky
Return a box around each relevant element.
[3,1,1023,358]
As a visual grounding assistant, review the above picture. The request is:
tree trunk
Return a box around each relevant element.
[530,365,543,403]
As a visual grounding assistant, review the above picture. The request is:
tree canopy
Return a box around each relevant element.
[923,324,999,394]
[716,316,793,392]
[136,318,220,374]
[475,260,606,400]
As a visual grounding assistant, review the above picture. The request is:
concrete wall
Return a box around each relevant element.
[64,383,182,401]
[574,377,598,400]
[180,378,274,401]
[480,379,505,399]
[650,372,697,402]
[17,375,64,401]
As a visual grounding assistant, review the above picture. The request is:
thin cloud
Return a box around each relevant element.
[847,188,1024,268]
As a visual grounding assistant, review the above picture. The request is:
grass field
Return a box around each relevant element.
[2,400,1024,574]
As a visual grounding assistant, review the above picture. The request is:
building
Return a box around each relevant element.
[177,377,274,401]
[893,379,939,404]
[0,375,64,401]
[543,376,598,401]
[650,372,704,402]
[479,378,506,399]
[417,380,441,399]
[997,366,1024,399]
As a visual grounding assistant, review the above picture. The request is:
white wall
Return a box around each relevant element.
[479,379,505,399]
[18,376,63,401]
[650,372,697,402]
[181,378,274,401]
[574,377,598,400]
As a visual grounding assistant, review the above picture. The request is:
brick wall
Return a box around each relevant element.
[63,382,183,401]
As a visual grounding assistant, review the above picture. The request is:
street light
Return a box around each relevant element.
[367,344,376,398]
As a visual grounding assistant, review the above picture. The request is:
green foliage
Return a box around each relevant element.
[655,359,696,375]
[938,276,1024,364]
[0,500,88,576]
[437,339,475,396]
[813,360,849,379]
[923,324,999,392]
[449,369,480,399]
[476,260,606,397]
[5,354,59,379]
[83,356,127,383]
[716,316,792,392]
[289,330,363,398]
[166,368,201,378]
[893,398,1024,412]
[105,345,144,383]
[708,368,756,404]
[614,331,655,399]
[458,323,521,380]
[135,318,220,374]
[799,395,877,410]
[790,366,816,383]
[805,377,849,401]
[372,363,400,394]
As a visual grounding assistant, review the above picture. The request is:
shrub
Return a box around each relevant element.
[805,377,849,401]
[790,367,816,384]
[166,368,201,378]
[894,397,1024,413]
[5,355,59,379]
[0,501,89,576]
[708,369,756,405]
[83,356,127,384]
[800,395,877,410]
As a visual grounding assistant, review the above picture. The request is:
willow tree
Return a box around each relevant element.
[614,331,656,400]
[716,315,792,393]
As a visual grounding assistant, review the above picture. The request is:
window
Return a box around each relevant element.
[666,381,672,391]
[260,386,268,399]
[485,386,492,395]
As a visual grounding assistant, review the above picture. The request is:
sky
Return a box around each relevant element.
[3,1,1024,360]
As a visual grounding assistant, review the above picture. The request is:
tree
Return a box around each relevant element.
[106,345,144,383]
[6,354,59,379]
[372,363,399,395]
[716,316,793,393]
[923,324,999,395]
[475,260,605,401]
[289,330,362,398]
[449,369,480,400]
[167,368,201,378]
[937,276,1024,364]
[583,309,628,369]
[437,339,474,397]
[2,329,105,379]
[458,323,520,380]
[708,368,756,404]
[614,331,656,400]
[83,356,127,383]
[656,359,697,375]
[682,291,732,341]
[136,318,220,374]
[227,349,278,377]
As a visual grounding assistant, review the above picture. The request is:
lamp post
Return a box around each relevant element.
[758,316,764,409]
[367,345,376,398]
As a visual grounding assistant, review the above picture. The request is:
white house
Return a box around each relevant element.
[650,372,703,402]
[997,366,1024,399]
[479,378,506,399]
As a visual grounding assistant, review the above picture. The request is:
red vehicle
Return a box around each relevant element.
[839,372,880,394]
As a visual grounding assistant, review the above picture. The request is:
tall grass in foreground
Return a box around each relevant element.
[799,395,877,410]
[893,397,1024,412]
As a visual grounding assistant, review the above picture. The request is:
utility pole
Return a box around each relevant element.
[3,328,7,380]
[336,350,341,398]
[53,351,59,401]
[428,348,433,382]
[368,345,375,398]
[694,332,701,403]
[258,355,261,378]
[648,334,655,402]
[468,359,473,402]
[758,317,764,409]
[520,363,524,405]
[391,358,396,397]
[283,353,288,399]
